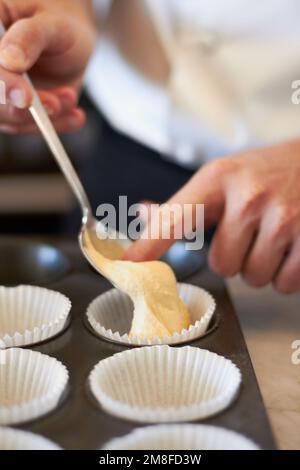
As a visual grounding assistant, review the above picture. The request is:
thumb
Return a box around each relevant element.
[123,161,225,262]
[0,13,74,73]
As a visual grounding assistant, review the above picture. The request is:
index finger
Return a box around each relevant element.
[123,161,226,261]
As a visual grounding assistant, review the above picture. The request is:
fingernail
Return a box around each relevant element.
[0,45,26,67]
[9,88,27,109]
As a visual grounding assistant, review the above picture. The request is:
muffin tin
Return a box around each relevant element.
[0,239,69,286]
[0,237,276,449]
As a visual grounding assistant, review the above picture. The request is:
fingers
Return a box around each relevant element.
[123,223,177,262]
[39,86,78,116]
[274,238,300,294]
[208,175,271,277]
[208,206,257,278]
[0,91,60,125]
[0,9,80,111]
[0,108,86,135]
[0,63,78,115]
[124,201,182,261]
[0,64,32,108]
[0,13,76,113]
[137,200,158,225]
[0,13,74,73]
[0,66,77,113]
[241,205,292,287]
[0,82,79,128]
[212,200,298,290]
[53,87,78,109]
[123,160,226,261]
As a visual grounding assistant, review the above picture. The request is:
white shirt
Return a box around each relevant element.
[85,0,300,168]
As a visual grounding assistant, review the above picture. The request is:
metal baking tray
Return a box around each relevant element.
[0,237,276,450]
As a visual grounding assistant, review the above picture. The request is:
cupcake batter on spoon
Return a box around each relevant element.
[83,229,190,339]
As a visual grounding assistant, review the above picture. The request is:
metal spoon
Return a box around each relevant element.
[0,21,130,280]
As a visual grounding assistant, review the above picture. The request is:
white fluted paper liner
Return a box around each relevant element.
[89,345,241,423]
[86,283,216,346]
[0,285,71,347]
[0,348,69,425]
[0,427,61,450]
[103,424,259,450]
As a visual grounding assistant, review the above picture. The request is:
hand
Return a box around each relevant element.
[124,140,300,294]
[0,0,96,134]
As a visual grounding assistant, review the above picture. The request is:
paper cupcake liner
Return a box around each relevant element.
[0,348,69,425]
[0,427,61,450]
[86,283,216,346]
[0,285,71,348]
[103,424,259,450]
[89,345,241,423]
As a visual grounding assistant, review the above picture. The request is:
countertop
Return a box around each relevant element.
[227,277,300,450]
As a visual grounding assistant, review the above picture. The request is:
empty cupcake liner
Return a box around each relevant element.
[103,424,259,450]
[89,345,241,423]
[0,348,69,425]
[0,427,61,450]
[86,283,216,346]
[0,285,71,347]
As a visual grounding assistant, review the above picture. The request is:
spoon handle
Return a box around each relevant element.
[0,21,92,220]
[27,82,92,219]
